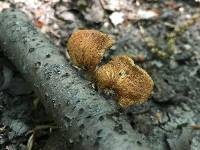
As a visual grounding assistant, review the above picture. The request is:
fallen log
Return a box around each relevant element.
[0,9,149,150]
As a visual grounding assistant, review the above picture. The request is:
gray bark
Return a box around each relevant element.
[0,9,149,150]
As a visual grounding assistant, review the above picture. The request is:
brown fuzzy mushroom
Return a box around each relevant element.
[67,29,114,72]
[95,55,154,108]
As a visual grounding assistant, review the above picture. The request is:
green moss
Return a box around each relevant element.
[140,12,200,60]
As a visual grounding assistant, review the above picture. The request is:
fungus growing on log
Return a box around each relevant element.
[95,55,154,108]
[67,29,114,72]
[67,30,153,108]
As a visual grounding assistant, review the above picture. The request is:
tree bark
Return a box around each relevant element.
[0,9,149,150]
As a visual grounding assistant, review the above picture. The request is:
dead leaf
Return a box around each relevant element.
[83,1,104,23]
[136,9,160,20]
[34,19,44,28]
[109,12,125,26]
[0,2,10,12]
[100,0,121,11]
[166,128,193,150]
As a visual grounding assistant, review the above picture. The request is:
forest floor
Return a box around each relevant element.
[0,0,200,150]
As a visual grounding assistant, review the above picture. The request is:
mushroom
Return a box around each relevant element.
[67,29,114,72]
[95,55,154,108]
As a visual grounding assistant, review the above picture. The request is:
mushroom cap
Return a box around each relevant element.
[95,55,154,108]
[67,29,114,72]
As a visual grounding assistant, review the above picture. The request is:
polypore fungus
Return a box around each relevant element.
[67,29,114,72]
[95,55,154,108]
[67,30,154,108]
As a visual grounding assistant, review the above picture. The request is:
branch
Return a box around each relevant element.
[0,9,149,150]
